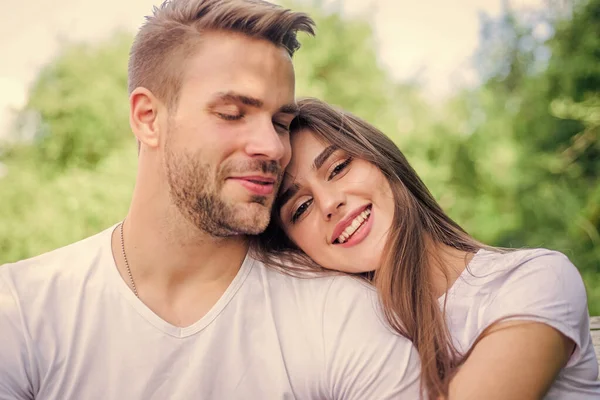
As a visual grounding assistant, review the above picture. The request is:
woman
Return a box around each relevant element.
[253,98,600,399]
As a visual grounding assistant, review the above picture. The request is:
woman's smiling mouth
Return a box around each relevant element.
[333,205,372,245]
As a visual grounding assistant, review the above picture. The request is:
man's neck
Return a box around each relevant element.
[111,193,249,327]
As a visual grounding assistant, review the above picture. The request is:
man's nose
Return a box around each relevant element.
[244,119,288,163]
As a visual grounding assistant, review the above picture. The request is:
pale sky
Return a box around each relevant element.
[0,0,546,138]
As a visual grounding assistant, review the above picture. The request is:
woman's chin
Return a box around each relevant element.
[313,253,380,275]
[329,264,378,275]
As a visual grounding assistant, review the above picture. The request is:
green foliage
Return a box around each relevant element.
[22,32,132,171]
[289,0,400,136]
[0,32,135,263]
[505,0,599,275]
[446,0,599,311]
[0,145,136,263]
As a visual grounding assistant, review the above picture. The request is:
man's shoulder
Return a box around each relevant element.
[252,259,375,298]
[247,261,421,398]
[248,260,397,341]
[250,260,380,319]
[0,225,115,292]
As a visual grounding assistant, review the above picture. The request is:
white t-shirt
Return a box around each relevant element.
[0,226,421,400]
[441,248,600,399]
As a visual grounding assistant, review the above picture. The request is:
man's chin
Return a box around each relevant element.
[229,202,272,234]
[228,193,274,212]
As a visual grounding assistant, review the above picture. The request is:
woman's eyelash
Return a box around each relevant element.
[328,157,353,180]
[291,199,313,223]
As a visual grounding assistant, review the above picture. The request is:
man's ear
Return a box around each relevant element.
[129,87,163,149]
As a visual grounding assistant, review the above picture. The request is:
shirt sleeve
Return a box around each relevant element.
[0,272,34,400]
[322,277,422,400]
[483,250,590,367]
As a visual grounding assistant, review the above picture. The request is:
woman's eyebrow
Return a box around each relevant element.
[276,182,299,212]
[313,145,338,170]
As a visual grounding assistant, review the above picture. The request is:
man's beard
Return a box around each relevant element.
[165,143,282,237]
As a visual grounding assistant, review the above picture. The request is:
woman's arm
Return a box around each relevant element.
[447,320,574,400]
[443,250,589,400]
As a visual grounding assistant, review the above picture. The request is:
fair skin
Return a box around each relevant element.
[112,31,296,327]
[280,129,575,399]
[278,130,395,273]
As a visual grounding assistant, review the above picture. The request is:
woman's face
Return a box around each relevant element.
[278,129,395,273]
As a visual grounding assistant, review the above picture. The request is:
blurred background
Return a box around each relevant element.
[0,0,598,312]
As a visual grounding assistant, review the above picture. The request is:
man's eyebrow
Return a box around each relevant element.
[209,91,264,108]
[313,145,339,170]
[209,92,298,117]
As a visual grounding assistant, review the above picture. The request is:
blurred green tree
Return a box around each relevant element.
[291,1,401,136]
[22,32,132,171]
[448,0,600,310]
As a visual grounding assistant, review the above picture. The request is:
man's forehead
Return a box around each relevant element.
[182,33,296,95]
[192,31,295,74]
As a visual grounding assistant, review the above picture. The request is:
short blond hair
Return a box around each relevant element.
[128,0,315,109]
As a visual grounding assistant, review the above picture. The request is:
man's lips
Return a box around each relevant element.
[228,175,277,196]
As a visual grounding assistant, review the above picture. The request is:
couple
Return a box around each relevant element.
[0,0,598,399]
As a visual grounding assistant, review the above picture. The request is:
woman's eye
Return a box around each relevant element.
[217,113,243,121]
[328,157,353,180]
[291,199,313,223]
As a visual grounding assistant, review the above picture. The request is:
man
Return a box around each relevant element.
[0,1,421,398]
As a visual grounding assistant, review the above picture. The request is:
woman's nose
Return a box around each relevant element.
[317,187,346,221]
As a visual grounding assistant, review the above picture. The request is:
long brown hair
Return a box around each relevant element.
[252,97,485,398]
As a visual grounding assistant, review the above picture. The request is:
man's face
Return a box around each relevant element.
[164,31,296,237]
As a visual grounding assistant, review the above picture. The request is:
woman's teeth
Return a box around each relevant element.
[336,208,371,244]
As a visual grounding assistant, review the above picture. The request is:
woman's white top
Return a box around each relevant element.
[441,248,600,399]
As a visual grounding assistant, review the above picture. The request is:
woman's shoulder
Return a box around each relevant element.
[470,247,579,285]
[464,248,585,306]
[465,248,594,372]
[450,249,599,394]
[475,246,569,266]
[467,247,588,335]
[450,248,585,313]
